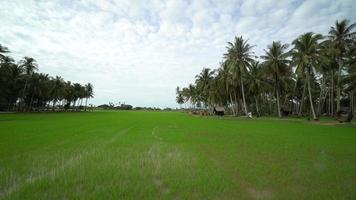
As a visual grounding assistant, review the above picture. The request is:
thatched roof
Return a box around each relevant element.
[214,107,225,112]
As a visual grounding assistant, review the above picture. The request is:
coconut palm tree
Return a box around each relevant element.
[0,44,10,62]
[216,61,235,115]
[84,83,94,111]
[261,41,291,118]
[224,36,254,116]
[292,32,323,120]
[19,57,38,111]
[175,87,185,109]
[195,68,215,108]
[0,57,24,110]
[328,19,356,112]
[50,76,65,110]
[245,61,267,116]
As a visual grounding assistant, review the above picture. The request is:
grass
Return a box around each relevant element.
[0,111,355,199]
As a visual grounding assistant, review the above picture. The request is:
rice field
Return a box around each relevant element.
[0,111,355,199]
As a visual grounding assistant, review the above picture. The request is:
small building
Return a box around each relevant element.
[280,106,292,117]
[213,106,225,116]
[336,108,354,123]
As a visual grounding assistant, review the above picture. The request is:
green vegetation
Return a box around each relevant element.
[1,111,355,199]
[0,49,94,112]
[177,19,356,119]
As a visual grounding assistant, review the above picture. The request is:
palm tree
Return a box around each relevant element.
[0,56,24,110]
[216,61,235,115]
[261,41,291,118]
[72,83,83,108]
[84,83,93,111]
[175,87,185,109]
[224,36,254,116]
[195,68,215,108]
[187,84,197,108]
[19,57,38,111]
[51,76,65,110]
[245,61,266,116]
[328,19,356,112]
[0,44,10,62]
[1,44,94,112]
[292,32,323,120]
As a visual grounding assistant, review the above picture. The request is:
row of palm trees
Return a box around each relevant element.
[176,19,356,120]
[0,45,94,112]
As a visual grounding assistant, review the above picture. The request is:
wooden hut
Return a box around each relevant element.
[213,107,225,116]
[336,109,354,123]
[280,106,292,117]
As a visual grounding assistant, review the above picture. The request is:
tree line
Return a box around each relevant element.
[0,45,94,112]
[176,19,356,120]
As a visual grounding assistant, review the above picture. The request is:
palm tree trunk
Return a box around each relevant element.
[85,98,88,111]
[328,88,330,114]
[233,90,238,115]
[255,96,259,117]
[52,100,56,111]
[289,79,298,115]
[352,91,355,114]
[20,79,28,111]
[320,89,328,116]
[268,94,272,115]
[336,58,342,112]
[275,75,281,118]
[240,76,248,116]
[229,92,235,116]
[306,72,317,120]
[349,92,352,112]
[298,80,307,116]
[331,70,334,115]
[276,87,282,118]
[29,94,34,112]
[7,98,12,111]
[317,76,325,116]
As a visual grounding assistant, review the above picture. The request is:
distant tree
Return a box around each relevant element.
[195,68,215,107]
[261,41,291,118]
[175,86,184,109]
[84,83,94,111]
[328,19,356,112]
[19,57,38,111]
[292,32,323,120]
[224,36,254,116]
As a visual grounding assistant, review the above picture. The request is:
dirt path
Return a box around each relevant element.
[149,126,171,197]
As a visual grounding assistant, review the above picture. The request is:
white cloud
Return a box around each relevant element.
[0,0,355,108]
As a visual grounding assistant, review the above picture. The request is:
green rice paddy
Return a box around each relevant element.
[0,111,355,199]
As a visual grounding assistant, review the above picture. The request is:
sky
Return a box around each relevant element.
[1,0,355,108]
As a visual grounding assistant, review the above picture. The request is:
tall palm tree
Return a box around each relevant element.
[19,57,38,111]
[51,76,65,110]
[245,61,267,117]
[261,41,291,118]
[0,56,23,110]
[224,36,254,116]
[328,19,356,111]
[195,68,215,108]
[175,87,184,109]
[187,84,197,108]
[292,32,323,120]
[72,83,82,108]
[217,61,235,115]
[84,83,93,111]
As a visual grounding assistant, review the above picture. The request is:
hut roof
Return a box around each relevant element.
[214,107,225,112]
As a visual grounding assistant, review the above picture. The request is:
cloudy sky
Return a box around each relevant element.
[1,0,355,108]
